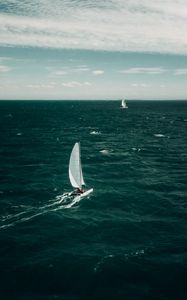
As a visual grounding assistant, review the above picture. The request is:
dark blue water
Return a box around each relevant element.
[0,100,187,300]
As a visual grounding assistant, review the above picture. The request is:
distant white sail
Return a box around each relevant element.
[69,142,85,189]
[121,99,128,108]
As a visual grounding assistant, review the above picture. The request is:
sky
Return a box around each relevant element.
[0,0,187,100]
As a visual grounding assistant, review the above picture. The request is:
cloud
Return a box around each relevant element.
[53,70,67,76]
[74,66,90,72]
[0,64,12,72]
[50,66,90,76]
[131,83,149,87]
[92,70,104,75]
[0,56,13,62]
[62,81,92,88]
[174,68,187,75]
[27,83,55,89]
[120,67,166,74]
[0,0,187,54]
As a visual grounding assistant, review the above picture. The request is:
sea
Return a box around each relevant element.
[0,100,187,300]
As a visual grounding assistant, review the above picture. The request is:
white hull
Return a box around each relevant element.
[63,188,93,208]
[79,188,93,198]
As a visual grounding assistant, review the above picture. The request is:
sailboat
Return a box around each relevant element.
[66,142,93,202]
[121,99,128,109]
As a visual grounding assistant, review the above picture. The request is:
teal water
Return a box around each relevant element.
[0,100,187,299]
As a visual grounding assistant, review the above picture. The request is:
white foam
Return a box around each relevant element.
[90,131,101,135]
[94,254,115,272]
[0,190,93,230]
[100,149,109,155]
[132,147,141,152]
[154,134,165,137]
[0,194,70,230]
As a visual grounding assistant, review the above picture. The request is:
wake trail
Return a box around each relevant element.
[0,193,77,230]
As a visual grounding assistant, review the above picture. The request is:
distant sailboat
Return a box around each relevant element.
[66,142,93,203]
[121,99,128,109]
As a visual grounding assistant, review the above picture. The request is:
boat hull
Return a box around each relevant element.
[79,188,93,198]
[64,188,93,208]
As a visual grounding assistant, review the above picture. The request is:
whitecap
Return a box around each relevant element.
[0,198,71,230]
[132,147,141,152]
[100,149,109,155]
[154,134,165,137]
[124,249,145,260]
[90,131,101,135]
[134,249,145,256]
[94,254,114,272]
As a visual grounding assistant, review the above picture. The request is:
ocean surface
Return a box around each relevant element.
[0,100,187,300]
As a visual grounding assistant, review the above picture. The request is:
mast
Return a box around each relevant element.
[78,142,85,187]
[78,142,85,188]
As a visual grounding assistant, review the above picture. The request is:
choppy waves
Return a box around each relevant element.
[0,100,187,299]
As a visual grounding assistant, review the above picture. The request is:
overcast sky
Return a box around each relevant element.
[0,0,187,100]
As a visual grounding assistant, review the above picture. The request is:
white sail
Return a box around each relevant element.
[121,99,128,108]
[69,142,85,189]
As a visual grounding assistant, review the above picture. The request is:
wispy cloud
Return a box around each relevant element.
[27,83,55,89]
[53,70,67,76]
[0,64,12,72]
[0,56,13,62]
[62,81,92,88]
[120,67,166,74]
[0,0,187,54]
[92,70,104,75]
[174,68,187,75]
[74,66,90,72]
[50,65,90,77]
[131,83,149,87]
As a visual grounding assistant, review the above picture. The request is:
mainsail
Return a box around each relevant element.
[69,142,85,189]
[121,99,128,108]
